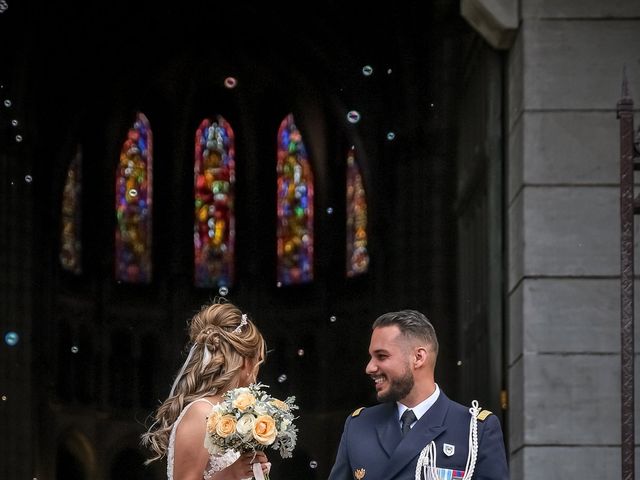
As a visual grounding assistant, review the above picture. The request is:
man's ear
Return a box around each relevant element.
[413,346,429,369]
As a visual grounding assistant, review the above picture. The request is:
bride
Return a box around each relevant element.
[142,301,271,480]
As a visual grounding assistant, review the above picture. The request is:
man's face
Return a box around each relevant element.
[365,325,414,403]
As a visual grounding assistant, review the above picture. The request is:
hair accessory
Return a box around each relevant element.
[201,345,212,372]
[232,313,248,334]
[169,343,198,398]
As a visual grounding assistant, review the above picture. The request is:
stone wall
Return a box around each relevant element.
[463,0,640,477]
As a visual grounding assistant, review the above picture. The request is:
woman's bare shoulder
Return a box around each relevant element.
[184,396,224,418]
[185,401,210,417]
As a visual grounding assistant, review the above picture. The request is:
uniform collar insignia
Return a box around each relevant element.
[443,443,455,456]
[354,468,366,479]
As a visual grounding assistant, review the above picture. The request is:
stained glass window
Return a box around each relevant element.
[194,117,236,288]
[115,112,153,283]
[276,114,314,285]
[60,146,82,274]
[346,146,369,277]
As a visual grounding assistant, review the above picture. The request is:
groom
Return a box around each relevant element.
[328,310,509,480]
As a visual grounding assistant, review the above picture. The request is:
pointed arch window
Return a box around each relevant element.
[115,112,153,283]
[276,114,314,285]
[60,146,83,274]
[194,117,236,288]
[346,146,369,277]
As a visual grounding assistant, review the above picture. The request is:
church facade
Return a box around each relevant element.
[1,1,640,479]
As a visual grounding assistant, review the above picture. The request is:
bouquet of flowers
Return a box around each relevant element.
[204,382,298,468]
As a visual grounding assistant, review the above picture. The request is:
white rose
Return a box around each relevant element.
[232,387,251,398]
[253,402,269,415]
[236,414,256,440]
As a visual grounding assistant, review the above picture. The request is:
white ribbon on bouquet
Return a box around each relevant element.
[252,462,266,480]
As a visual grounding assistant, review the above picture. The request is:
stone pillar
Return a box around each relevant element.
[509,1,640,478]
[464,0,640,478]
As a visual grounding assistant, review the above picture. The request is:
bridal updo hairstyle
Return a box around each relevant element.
[141,300,266,463]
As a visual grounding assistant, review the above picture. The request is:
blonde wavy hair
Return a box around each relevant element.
[141,301,266,463]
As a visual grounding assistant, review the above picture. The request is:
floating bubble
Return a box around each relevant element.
[430,103,434,108]
[362,65,373,76]
[297,349,305,357]
[309,461,318,469]
[71,346,79,354]
[218,286,229,296]
[329,315,337,323]
[1,395,6,401]
[224,77,238,89]
[3,99,11,107]
[25,175,32,183]
[386,132,396,141]
[4,331,19,346]
[346,110,361,124]
[11,119,18,126]
[456,360,462,366]
[326,207,333,215]
[387,68,393,74]
[276,281,282,288]
[15,134,22,142]
[277,374,287,383]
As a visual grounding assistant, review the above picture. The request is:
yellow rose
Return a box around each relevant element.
[206,410,222,434]
[252,415,277,445]
[271,399,289,411]
[232,392,256,412]
[216,415,237,438]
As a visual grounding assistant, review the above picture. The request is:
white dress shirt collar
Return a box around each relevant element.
[397,383,441,426]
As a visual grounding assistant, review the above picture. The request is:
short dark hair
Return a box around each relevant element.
[372,309,439,354]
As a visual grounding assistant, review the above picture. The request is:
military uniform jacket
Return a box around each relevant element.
[328,391,509,480]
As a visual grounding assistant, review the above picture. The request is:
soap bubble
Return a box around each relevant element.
[346,111,361,124]
[4,331,19,346]
[224,77,238,89]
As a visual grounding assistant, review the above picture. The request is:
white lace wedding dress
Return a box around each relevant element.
[167,398,246,480]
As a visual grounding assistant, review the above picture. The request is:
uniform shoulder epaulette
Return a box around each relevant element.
[351,407,365,417]
[477,409,493,421]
